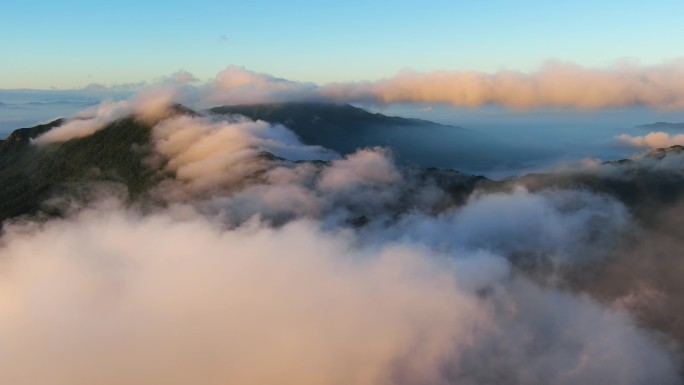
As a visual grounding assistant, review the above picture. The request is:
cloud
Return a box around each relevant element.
[578,198,684,346]
[199,61,684,110]
[11,82,684,383]
[375,187,630,269]
[0,198,679,385]
[318,61,684,109]
[151,114,336,198]
[318,148,400,191]
[31,100,132,144]
[33,73,204,145]
[32,87,183,145]
[205,65,318,105]
[169,70,200,84]
[0,209,486,385]
[617,131,684,149]
[31,59,684,146]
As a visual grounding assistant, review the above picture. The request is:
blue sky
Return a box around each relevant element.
[2,0,684,89]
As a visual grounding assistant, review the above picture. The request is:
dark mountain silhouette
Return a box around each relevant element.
[209,103,543,171]
[637,121,684,130]
[0,118,157,223]
[0,104,493,223]
[3,102,684,228]
[646,144,684,159]
[510,146,684,223]
[5,103,684,367]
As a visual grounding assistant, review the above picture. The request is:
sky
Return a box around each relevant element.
[2,0,684,89]
[3,0,684,173]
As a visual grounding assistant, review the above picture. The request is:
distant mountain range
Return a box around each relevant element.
[0,103,492,223]
[210,103,545,171]
[2,102,684,226]
[4,101,684,371]
[637,121,684,130]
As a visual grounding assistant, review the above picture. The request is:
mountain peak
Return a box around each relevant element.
[207,102,528,171]
[637,121,684,130]
[646,144,684,159]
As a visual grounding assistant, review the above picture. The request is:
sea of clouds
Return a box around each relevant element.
[2,82,684,384]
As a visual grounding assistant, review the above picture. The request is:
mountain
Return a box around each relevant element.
[0,104,491,224]
[0,117,157,223]
[646,144,684,159]
[510,146,684,223]
[637,121,684,130]
[4,102,684,227]
[5,103,684,376]
[209,103,540,171]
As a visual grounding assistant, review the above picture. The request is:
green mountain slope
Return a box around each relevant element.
[4,102,684,227]
[0,104,492,224]
[0,118,157,222]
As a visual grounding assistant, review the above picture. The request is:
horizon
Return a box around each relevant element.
[3,0,684,89]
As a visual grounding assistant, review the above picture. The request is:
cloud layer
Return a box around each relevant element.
[617,131,684,149]
[0,210,485,385]
[31,60,684,144]
[0,194,680,385]
[317,61,684,109]
[200,61,684,110]
[9,86,684,384]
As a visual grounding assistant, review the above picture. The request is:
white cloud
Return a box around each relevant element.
[6,90,684,383]
[0,201,678,385]
[617,131,684,149]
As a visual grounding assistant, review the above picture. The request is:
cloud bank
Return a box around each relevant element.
[0,193,680,385]
[617,131,684,149]
[31,59,684,144]
[200,61,684,110]
[0,210,485,385]
[317,61,684,109]
[151,114,337,198]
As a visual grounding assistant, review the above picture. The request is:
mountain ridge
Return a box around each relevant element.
[0,117,157,223]
[3,103,684,226]
[0,104,492,224]
[209,102,536,170]
[637,121,684,130]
